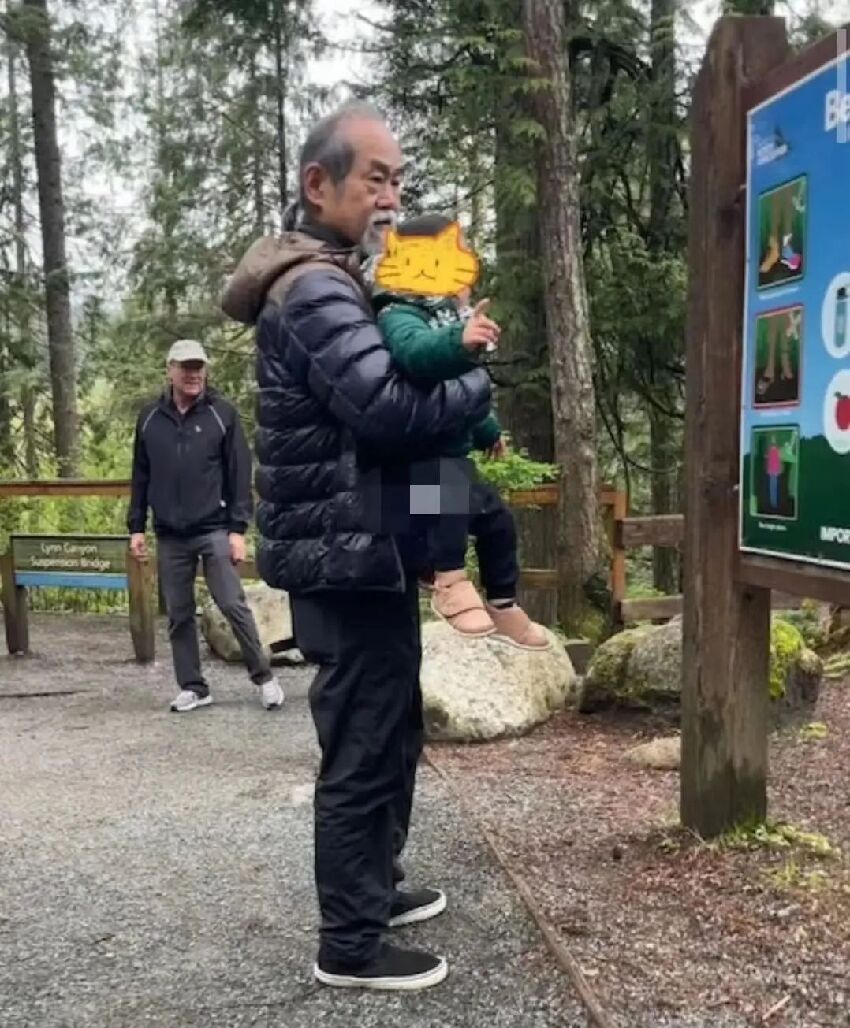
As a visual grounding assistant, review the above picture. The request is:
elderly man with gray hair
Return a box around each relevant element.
[128,339,284,713]
[224,101,491,991]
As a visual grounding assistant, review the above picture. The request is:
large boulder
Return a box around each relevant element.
[420,621,575,742]
[201,582,293,663]
[577,617,821,719]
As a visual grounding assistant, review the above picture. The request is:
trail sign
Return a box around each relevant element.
[739,35,850,570]
[1,534,154,663]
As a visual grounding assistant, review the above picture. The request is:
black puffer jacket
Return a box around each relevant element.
[221,228,491,595]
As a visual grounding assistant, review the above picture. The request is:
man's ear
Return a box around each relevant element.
[301,163,328,209]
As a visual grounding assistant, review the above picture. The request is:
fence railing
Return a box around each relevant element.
[11,479,809,628]
[0,478,663,628]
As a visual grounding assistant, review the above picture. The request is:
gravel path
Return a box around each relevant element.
[0,614,584,1028]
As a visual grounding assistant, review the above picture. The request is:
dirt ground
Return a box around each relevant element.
[432,681,850,1027]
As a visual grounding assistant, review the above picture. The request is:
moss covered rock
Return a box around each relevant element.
[576,627,649,712]
[577,617,821,717]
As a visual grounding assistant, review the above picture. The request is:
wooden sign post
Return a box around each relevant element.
[1,534,155,663]
[683,18,850,836]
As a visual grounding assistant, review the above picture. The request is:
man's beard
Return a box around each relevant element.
[360,210,398,257]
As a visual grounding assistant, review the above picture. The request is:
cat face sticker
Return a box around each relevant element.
[375,222,480,297]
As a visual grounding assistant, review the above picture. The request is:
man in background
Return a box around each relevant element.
[128,338,284,714]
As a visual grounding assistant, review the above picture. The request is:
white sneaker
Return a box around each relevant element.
[260,677,284,710]
[170,690,213,713]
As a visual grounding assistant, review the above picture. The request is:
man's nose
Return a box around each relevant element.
[376,187,400,212]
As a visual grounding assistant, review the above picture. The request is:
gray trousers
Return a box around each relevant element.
[157,530,271,696]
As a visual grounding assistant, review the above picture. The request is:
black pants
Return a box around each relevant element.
[428,482,519,601]
[291,579,423,968]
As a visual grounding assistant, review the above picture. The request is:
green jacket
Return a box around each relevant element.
[377,297,502,457]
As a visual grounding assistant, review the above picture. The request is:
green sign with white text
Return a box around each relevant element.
[12,535,128,575]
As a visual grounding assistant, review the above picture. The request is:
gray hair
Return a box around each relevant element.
[298,101,386,213]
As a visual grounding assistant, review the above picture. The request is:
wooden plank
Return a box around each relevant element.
[619,589,801,626]
[508,485,558,507]
[1,551,29,655]
[127,553,155,664]
[518,567,559,589]
[619,595,683,622]
[737,555,850,608]
[620,515,683,550]
[0,479,131,498]
[680,17,788,838]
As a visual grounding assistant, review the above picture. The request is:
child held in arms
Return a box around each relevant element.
[363,212,549,650]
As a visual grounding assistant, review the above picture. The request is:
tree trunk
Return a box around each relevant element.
[523,0,599,632]
[494,101,556,626]
[647,0,681,594]
[21,388,38,479]
[9,33,37,478]
[152,0,177,318]
[0,315,11,469]
[273,6,288,227]
[23,0,78,477]
[249,53,265,237]
[493,123,551,462]
[649,400,680,593]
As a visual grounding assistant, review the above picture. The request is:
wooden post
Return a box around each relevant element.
[1,550,29,655]
[127,552,155,663]
[608,490,627,631]
[681,17,789,837]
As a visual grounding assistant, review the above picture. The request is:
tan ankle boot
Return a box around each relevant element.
[485,603,550,650]
[431,570,495,638]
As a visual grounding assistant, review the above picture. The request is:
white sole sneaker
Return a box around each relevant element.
[170,694,213,713]
[261,679,285,710]
[313,956,448,991]
[388,891,447,928]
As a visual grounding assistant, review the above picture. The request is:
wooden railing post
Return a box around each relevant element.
[608,490,627,632]
[681,17,788,837]
[1,550,29,655]
[127,552,155,664]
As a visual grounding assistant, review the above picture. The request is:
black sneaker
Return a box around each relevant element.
[314,942,448,991]
[389,887,447,928]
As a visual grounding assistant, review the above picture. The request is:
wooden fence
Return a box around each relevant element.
[0,477,639,623]
[15,478,821,630]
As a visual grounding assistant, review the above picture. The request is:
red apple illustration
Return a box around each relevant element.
[836,392,850,431]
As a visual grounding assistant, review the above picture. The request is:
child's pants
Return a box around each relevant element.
[427,480,519,602]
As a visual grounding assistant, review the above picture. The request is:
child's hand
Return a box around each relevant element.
[487,437,508,461]
[462,299,500,353]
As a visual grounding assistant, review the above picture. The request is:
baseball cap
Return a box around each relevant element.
[167,339,208,365]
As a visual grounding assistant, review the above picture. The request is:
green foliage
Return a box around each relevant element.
[769,618,805,700]
[766,861,830,893]
[798,721,828,742]
[471,440,558,494]
[717,820,838,860]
